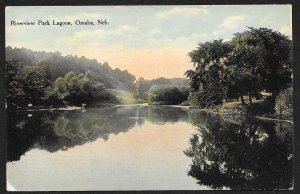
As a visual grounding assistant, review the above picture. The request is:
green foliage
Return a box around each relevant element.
[179,100,190,106]
[6,47,136,91]
[188,90,224,108]
[188,91,203,107]
[186,39,230,107]
[135,77,189,100]
[147,86,189,105]
[5,61,51,108]
[6,61,26,108]
[229,27,292,96]
[135,77,152,99]
[46,72,114,106]
[186,27,292,108]
[275,87,293,117]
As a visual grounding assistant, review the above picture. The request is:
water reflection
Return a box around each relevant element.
[7,106,190,162]
[7,105,293,190]
[185,112,293,190]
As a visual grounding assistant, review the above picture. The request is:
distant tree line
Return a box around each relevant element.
[5,27,292,111]
[147,86,189,105]
[134,77,190,105]
[186,27,292,110]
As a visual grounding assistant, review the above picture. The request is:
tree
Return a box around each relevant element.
[230,27,292,98]
[46,72,115,106]
[5,60,51,108]
[23,62,51,105]
[185,27,292,107]
[6,61,27,108]
[185,113,293,189]
[185,39,231,107]
[6,47,137,92]
[135,77,151,99]
[275,87,293,117]
[147,86,189,105]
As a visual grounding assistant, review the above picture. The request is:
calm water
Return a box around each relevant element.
[6,105,293,191]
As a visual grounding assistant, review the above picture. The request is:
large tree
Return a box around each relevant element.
[185,39,231,107]
[186,27,292,107]
[229,27,292,98]
[5,61,51,108]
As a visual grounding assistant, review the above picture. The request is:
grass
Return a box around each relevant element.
[218,97,292,121]
[219,98,265,113]
[221,101,242,109]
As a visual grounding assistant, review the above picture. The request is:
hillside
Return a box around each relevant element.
[5,47,136,92]
[148,77,189,88]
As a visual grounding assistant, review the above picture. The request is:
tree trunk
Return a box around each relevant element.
[241,96,246,105]
[249,94,252,104]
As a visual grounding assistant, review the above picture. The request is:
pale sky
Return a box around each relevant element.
[5,5,292,79]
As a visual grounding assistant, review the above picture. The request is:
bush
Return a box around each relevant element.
[188,90,224,108]
[147,86,189,105]
[179,100,190,106]
[46,72,116,106]
[188,91,204,107]
[275,87,293,118]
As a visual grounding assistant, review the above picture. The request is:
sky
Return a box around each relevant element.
[5,5,292,79]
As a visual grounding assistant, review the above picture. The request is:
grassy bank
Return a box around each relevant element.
[218,99,293,122]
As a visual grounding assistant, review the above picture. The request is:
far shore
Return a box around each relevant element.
[7,103,293,124]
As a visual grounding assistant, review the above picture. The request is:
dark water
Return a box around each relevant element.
[6,105,293,191]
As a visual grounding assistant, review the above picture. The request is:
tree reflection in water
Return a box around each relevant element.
[7,106,189,162]
[7,106,294,190]
[185,112,293,190]
[7,107,139,161]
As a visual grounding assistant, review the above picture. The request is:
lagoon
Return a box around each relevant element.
[6,105,293,191]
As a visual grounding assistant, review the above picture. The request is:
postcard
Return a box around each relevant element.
[5,5,293,191]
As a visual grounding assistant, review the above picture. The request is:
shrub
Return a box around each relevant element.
[275,87,293,118]
[147,86,189,105]
[46,72,115,106]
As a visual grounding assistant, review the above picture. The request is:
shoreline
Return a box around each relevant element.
[7,106,82,112]
[6,104,293,124]
[252,116,293,124]
[191,107,293,124]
